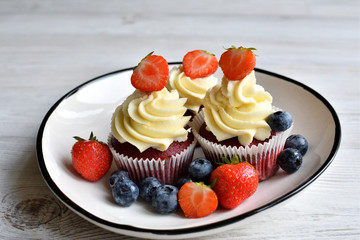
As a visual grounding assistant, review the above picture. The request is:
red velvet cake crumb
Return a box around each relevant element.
[110,132,194,160]
[199,123,276,147]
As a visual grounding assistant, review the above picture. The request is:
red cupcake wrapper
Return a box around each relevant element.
[190,110,293,181]
[108,135,197,185]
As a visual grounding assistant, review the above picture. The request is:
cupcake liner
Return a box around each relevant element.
[108,135,197,185]
[190,109,293,181]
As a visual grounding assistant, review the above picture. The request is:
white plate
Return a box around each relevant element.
[36,63,341,239]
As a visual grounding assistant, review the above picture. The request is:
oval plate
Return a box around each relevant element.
[36,63,341,239]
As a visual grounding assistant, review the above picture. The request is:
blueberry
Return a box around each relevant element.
[277,148,303,174]
[109,170,130,189]
[139,177,162,202]
[152,185,179,214]
[285,134,308,156]
[112,179,139,207]
[176,177,191,189]
[266,111,293,132]
[188,158,213,184]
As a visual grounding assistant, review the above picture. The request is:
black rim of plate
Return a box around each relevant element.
[36,62,341,236]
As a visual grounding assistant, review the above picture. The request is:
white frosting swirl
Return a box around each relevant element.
[111,88,191,152]
[167,66,218,113]
[203,71,274,146]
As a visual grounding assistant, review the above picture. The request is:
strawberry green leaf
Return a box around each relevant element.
[221,156,231,164]
[133,51,154,70]
[209,178,217,189]
[242,47,257,51]
[73,136,85,142]
[216,155,242,165]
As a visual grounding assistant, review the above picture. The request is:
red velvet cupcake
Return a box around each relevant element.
[109,131,195,185]
[191,46,293,181]
[108,53,196,185]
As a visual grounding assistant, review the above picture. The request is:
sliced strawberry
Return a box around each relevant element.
[219,46,256,80]
[183,50,218,79]
[131,52,169,92]
[178,182,218,218]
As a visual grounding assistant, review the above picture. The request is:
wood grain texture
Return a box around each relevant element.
[0,0,359,239]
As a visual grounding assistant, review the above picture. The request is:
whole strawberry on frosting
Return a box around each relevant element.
[219,46,256,80]
[210,155,259,209]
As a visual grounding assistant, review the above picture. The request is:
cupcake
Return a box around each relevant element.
[109,53,196,185]
[166,50,219,116]
[191,46,293,181]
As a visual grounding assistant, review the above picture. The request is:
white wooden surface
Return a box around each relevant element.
[0,0,359,239]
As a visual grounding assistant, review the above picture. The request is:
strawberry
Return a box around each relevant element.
[178,182,218,218]
[182,50,218,79]
[71,132,112,182]
[210,155,258,209]
[219,46,256,80]
[131,52,169,92]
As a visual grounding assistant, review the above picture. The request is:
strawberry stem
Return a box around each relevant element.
[223,45,257,52]
[217,154,241,165]
[202,50,215,56]
[231,154,240,164]
[89,131,97,141]
[73,131,98,142]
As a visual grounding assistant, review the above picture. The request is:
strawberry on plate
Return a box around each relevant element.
[178,182,218,218]
[71,132,112,182]
[219,46,256,80]
[210,155,258,209]
[183,50,218,79]
[131,52,169,92]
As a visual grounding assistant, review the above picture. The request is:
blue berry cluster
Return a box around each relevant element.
[139,177,179,214]
[109,170,139,207]
[277,148,302,173]
[108,157,215,214]
[266,111,308,174]
[109,172,180,214]
[278,134,308,173]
